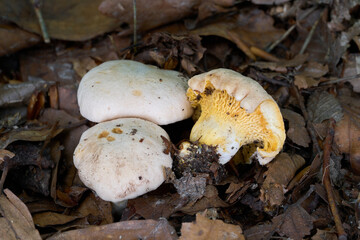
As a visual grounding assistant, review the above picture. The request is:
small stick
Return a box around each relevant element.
[322,119,347,240]
[0,158,10,194]
[320,74,360,85]
[31,0,50,43]
[250,46,280,62]
[227,30,256,60]
[299,11,322,55]
[267,25,296,52]
[292,85,321,154]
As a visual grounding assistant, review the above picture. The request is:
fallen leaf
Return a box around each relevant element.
[281,108,311,147]
[260,153,305,210]
[71,57,98,78]
[0,24,41,57]
[307,91,343,123]
[128,192,183,219]
[311,229,338,240]
[0,0,119,41]
[294,75,319,89]
[180,185,229,215]
[298,62,329,78]
[0,189,41,240]
[272,204,314,240]
[33,212,81,228]
[47,218,178,240]
[180,212,245,240]
[243,223,273,240]
[0,107,27,129]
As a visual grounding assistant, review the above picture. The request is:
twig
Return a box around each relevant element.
[267,25,296,52]
[322,119,347,240]
[133,0,137,53]
[250,46,280,62]
[320,74,360,85]
[227,30,256,60]
[292,85,321,154]
[266,6,317,52]
[251,70,290,87]
[299,11,322,55]
[31,0,50,43]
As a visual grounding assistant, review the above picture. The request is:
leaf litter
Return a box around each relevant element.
[1,0,360,239]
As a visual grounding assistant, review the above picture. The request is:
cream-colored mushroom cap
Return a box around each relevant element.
[187,68,286,165]
[73,118,172,202]
[77,60,193,125]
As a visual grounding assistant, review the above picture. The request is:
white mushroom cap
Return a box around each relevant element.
[77,60,193,125]
[187,68,285,165]
[73,118,172,202]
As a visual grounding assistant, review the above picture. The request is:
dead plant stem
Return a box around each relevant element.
[322,119,347,240]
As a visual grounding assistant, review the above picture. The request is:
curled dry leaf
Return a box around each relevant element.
[272,204,314,240]
[180,212,245,240]
[0,189,41,240]
[281,108,311,147]
[32,212,81,228]
[260,153,305,210]
[47,218,178,240]
[307,91,343,123]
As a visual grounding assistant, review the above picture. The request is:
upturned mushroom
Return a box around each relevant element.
[184,68,286,165]
[73,118,172,203]
[77,60,193,125]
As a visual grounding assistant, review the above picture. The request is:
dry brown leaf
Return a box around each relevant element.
[180,212,245,240]
[294,75,320,89]
[272,204,314,240]
[0,189,41,240]
[192,8,285,50]
[260,153,305,210]
[47,218,178,240]
[243,223,273,240]
[307,91,343,123]
[0,24,41,57]
[298,62,329,78]
[33,212,81,227]
[0,0,119,41]
[71,57,98,78]
[281,108,311,147]
[128,193,183,219]
[0,125,62,149]
[180,185,229,215]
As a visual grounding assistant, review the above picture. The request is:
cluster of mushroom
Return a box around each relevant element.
[74,60,286,206]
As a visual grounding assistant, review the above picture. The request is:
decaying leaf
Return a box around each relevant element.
[0,189,41,240]
[48,218,178,240]
[307,91,343,123]
[294,75,319,89]
[260,153,305,210]
[0,0,119,41]
[0,107,27,129]
[0,24,41,57]
[180,185,229,215]
[0,124,63,149]
[281,108,311,147]
[128,192,184,219]
[33,212,81,228]
[272,204,314,240]
[180,212,244,240]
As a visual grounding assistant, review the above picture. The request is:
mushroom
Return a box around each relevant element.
[77,60,193,125]
[73,118,172,203]
[185,68,286,165]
